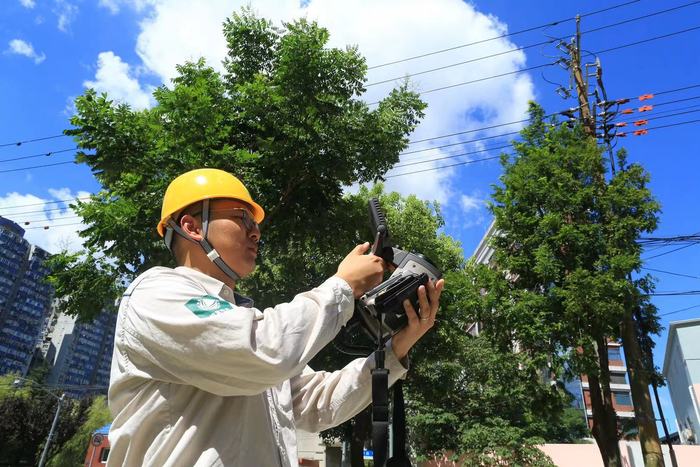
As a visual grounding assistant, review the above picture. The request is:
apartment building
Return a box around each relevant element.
[43,308,116,397]
[0,216,54,376]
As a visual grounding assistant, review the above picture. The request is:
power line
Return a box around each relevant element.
[0,147,77,164]
[401,130,520,156]
[398,102,700,168]
[10,214,82,225]
[408,84,700,147]
[0,196,91,210]
[367,39,555,87]
[387,118,700,178]
[386,154,503,179]
[24,221,85,230]
[367,1,700,88]
[369,24,700,105]
[650,290,700,296]
[595,24,700,56]
[366,0,641,70]
[0,160,75,174]
[395,144,512,169]
[660,304,700,317]
[0,205,81,216]
[643,242,699,260]
[642,267,700,280]
[401,97,700,160]
[0,134,66,149]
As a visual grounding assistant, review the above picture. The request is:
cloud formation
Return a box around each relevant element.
[7,39,46,64]
[54,0,78,32]
[0,189,91,254]
[98,0,155,14]
[19,0,36,9]
[84,51,154,109]
[87,0,534,205]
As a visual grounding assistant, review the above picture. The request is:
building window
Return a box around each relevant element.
[100,448,110,462]
[608,347,622,361]
[610,373,627,385]
[613,391,632,406]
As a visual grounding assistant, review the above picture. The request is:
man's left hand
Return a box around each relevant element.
[391,278,445,360]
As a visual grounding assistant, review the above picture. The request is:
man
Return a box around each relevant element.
[107,168,444,466]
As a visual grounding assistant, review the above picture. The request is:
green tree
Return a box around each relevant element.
[47,396,111,467]
[463,103,660,466]
[0,375,92,466]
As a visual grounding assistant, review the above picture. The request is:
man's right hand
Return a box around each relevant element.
[335,242,386,298]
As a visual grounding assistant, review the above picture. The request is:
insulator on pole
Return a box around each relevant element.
[634,120,649,127]
[633,129,649,136]
[639,94,654,101]
[621,108,634,115]
[639,105,653,112]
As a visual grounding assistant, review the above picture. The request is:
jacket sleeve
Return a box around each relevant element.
[117,269,354,396]
[290,340,408,432]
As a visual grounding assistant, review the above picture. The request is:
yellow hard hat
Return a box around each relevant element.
[157,168,265,237]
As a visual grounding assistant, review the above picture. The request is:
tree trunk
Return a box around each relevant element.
[350,407,371,467]
[589,372,622,467]
[621,311,665,466]
[588,339,622,467]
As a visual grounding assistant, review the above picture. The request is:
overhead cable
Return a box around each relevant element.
[366,0,641,70]
[367,1,700,88]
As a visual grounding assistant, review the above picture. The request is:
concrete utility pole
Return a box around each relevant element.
[567,14,667,467]
[38,393,65,467]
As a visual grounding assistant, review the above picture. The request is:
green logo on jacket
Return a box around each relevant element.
[185,295,233,318]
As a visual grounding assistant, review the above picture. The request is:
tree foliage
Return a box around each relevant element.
[47,396,111,467]
[460,103,661,464]
[0,374,92,466]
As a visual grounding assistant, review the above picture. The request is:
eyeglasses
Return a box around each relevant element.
[210,208,259,232]
[177,207,259,233]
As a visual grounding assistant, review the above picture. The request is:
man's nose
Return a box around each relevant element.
[249,224,261,242]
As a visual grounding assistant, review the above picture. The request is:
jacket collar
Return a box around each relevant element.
[174,266,254,308]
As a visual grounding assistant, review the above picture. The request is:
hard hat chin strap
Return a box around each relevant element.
[164,199,241,283]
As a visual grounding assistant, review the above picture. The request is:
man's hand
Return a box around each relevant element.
[391,278,445,360]
[335,242,386,298]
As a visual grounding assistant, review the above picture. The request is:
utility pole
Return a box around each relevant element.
[38,393,65,467]
[564,16,622,467]
[566,14,667,467]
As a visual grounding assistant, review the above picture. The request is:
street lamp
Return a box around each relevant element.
[12,377,65,467]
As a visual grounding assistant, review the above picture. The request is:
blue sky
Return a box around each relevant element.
[1,0,699,436]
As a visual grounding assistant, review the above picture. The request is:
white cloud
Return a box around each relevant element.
[98,0,155,14]
[458,193,488,229]
[99,0,121,14]
[460,194,484,213]
[84,51,154,109]
[54,0,78,32]
[7,39,46,64]
[87,0,534,205]
[0,189,91,254]
[19,0,36,9]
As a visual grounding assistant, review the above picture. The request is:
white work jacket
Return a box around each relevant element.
[107,266,408,466]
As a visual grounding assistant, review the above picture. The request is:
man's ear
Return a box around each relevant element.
[180,214,204,242]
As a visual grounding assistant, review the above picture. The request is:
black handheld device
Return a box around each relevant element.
[355,198,442,340]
